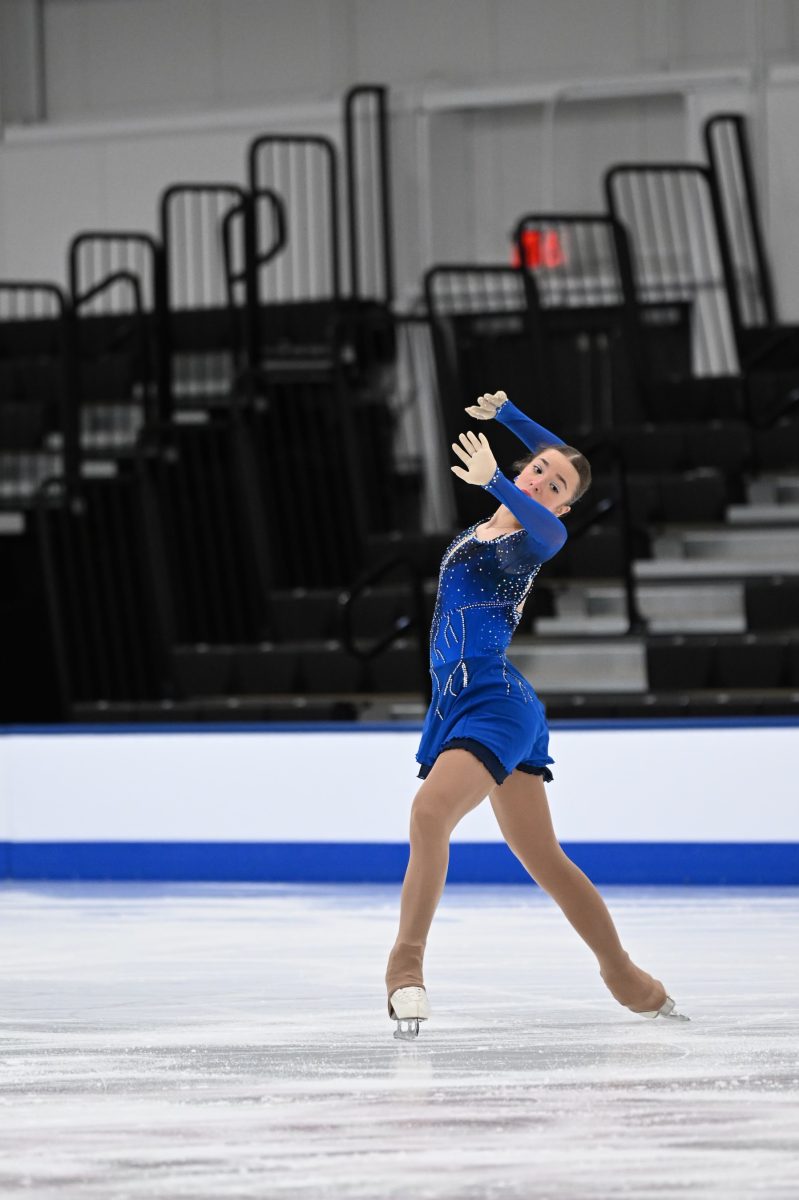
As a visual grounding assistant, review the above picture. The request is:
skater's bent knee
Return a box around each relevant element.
[409,795,452,841]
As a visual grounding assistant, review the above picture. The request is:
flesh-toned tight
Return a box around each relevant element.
[385,748,668,1015]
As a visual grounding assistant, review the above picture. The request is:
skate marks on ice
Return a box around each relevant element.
[0,883,798,1198]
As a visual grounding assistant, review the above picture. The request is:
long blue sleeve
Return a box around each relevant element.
[495,399,565,452]
[482,467,567,562]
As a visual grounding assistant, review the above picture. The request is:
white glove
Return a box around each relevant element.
[450,430,498,487]
[464,390,508,421]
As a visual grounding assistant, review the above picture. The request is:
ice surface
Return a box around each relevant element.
[1,881,798,1198]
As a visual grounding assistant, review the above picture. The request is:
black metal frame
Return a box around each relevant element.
[423,263,550,490]
[0,280,79,500]
[604,162,743,377]
[247,134,341,302]
[511,212,646,425]
[339,553,429,694]
[159,182,258,407]
[221,187,286,309]
[703,112,777,329]
[344,84,395,305]
[68,230,169,425]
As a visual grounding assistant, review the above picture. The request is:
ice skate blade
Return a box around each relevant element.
[393,1017,423,1041]
[636,995,690,1022]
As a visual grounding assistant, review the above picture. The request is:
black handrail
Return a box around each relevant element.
[344,84,395,304]
[73,268,142,312]
[68,230,170,424]
[222,187,287,307]
[339,554,429,694]
[159,182,255,408]
[604,161,743,376]
[0,280,79,500]
[703,113,777,327]
[247,134,341,302]
[72,269,156,438]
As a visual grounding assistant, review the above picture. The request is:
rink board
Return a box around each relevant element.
[1,720,798,883]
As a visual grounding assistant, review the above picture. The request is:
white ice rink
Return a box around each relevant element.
[2,881,798,1199]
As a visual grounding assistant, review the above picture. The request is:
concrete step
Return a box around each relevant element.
[536,613,745,635]
[508,638,646,692]
[635,558,799,581]
[747,474,799,505]
[727,503,799,525]
[554,582,742,620]
[653,527,799,562]
[539,579,745,635]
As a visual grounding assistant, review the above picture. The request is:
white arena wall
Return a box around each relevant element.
[1,720,797,885]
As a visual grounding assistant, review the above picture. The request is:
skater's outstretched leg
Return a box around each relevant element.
[489,771,685,1018]
[386,749,493,1024]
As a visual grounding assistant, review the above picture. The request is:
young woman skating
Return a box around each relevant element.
[385,390,688,1039]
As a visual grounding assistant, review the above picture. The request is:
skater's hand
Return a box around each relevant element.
[451,431,498,486]
[465,390,508,421]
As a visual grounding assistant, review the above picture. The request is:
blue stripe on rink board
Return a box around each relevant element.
[3,842,799,885]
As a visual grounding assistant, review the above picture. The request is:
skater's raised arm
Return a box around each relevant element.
[450,431,567,562]
[466,390,565,453]
[481,466,567,561]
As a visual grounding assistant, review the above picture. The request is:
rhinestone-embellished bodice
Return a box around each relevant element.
[429,523,541,668]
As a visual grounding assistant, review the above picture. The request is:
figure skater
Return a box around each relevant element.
[385,390,688,1039]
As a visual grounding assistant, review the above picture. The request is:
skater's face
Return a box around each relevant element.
[515,450,579,517]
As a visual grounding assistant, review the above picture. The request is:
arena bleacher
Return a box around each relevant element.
[1,93,798,725]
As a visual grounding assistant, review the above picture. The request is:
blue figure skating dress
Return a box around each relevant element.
[416,401,568,787]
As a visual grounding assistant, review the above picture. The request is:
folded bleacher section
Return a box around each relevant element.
[1,96,798,724]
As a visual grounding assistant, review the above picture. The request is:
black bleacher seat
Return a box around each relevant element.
[747,369,799,427]
[271,590,341,641]
[366,643,427,693]
[687,423,752,474]
[646,637,716,690]
[745,579,799,631]
[598,470,728,524]
[344,587,413,640]
[363,531,453,577]
[618,422,751,475]
[0,399,49,450]
[647,634,795,691]
[297,644,365,693]
[230,647,299,694]
[656,470,728,523]
[171,646,233,696]
[714,638,788,689]
[754,417,799,470]
[551,526,649,579]
[789,643,799,688]
[171,645,300,698]
[643,377,746,423]
[618,427,687,471]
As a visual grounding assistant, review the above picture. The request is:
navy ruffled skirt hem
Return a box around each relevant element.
[416,735,554,787]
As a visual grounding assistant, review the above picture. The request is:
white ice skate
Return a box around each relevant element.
[389,986,431,1040]
[636,994,690,1022]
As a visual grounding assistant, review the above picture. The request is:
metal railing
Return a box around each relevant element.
[704,112,776,330]
[69,230,169,426]
[511,213,645,427]
[339,553,430,694]
[344,84,395,305]
[0,281,78,503]
[604,162,741,377]
[248,134,341,303]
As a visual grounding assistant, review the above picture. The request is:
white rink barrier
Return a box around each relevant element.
[1,720,798,884]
